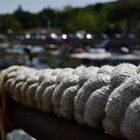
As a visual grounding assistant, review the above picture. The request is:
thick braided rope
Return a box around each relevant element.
[1,63,140,140]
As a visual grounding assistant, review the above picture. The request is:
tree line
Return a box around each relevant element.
[0,0,140,35]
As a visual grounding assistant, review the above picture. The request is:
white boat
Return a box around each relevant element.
[0,35,11,48]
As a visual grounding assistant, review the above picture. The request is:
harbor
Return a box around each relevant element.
[0,0,140,139]
[1,32,140,69]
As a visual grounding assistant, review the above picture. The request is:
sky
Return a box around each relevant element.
[0,0,116,14]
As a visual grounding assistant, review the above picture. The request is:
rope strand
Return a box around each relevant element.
[0,64,140,140]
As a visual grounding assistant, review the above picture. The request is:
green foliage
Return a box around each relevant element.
[0,14,22,34]
[106,0,140,33]
[14,6,39,30]
[38,8,57,27]
[0,0,140,34]
[74,10,97,32]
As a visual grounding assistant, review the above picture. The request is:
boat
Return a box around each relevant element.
[0,35,11,48]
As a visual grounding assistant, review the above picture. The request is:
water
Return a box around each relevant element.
[7,130,36,140]
[0,45,48,70]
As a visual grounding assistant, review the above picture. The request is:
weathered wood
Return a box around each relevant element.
[8,100,125,140]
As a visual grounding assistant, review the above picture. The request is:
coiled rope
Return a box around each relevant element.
[0,63,140,140]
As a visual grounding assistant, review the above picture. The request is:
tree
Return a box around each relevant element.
[0,14,22,34]
[14,6,38,30]
[107,1,140,33]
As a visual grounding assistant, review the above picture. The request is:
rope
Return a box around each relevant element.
[0,70,10,140]
[0,63,140,140]
[0,66,22,140]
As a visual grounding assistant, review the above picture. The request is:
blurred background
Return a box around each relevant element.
[0,0,140,139]
[0,0,140,70]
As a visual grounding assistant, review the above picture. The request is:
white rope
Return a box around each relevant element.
[1,63,140,140]
[84,85,112,129]
[121,97,140,140]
